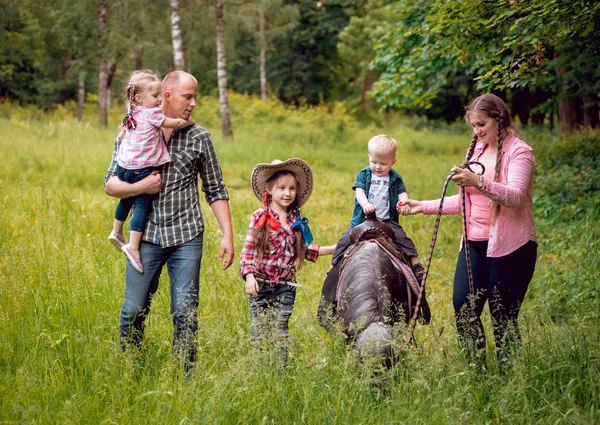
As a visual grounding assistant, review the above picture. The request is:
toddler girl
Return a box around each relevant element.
[107,69,194,273]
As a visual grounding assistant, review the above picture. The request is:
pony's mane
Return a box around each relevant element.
[339,242,404,338]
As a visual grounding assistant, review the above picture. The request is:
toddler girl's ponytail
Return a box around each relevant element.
[120,85,138,134]
[120,70,161,135]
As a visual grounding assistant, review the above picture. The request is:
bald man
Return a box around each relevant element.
[104,71,234,369]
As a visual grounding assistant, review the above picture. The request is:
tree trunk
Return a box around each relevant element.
[258,7,267,101]
[511,88,530,127]
[215,0,233,139]
[106,62,117,113]
[556,59,578,133]
[170,0,185,71]
[133,25,144,69]
[77,70,85,122]
[558,96,578,133]
[358,72,374,107]
[583,93,599,129]
[97,0,108,128]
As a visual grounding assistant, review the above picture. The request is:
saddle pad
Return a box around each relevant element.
[336,240,421,310]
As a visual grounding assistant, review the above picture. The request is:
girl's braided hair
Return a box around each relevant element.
[252,170,307,269]
[465,93,518,224]
[124,69,161,113]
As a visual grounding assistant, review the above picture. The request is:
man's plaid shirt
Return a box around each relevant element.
[105,125,229,248]
[240,208,319,284]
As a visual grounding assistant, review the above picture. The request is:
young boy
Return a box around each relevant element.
[318,134,430,329]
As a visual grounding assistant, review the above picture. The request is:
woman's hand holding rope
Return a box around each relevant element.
[451,161,486,188]
[451,166,479,187]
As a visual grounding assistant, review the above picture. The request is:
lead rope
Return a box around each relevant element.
[407,161,485,345]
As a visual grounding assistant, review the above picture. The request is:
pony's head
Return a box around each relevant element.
[338,241,412,367]
[354,322,394,365]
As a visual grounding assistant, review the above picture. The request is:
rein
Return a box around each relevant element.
[406,161,485,344]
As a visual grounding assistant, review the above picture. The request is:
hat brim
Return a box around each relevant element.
[251,158,313,207]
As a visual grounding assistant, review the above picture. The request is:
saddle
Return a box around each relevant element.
[337,217,422,307]
[348,217,408,265]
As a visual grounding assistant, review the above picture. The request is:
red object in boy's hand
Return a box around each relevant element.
[396,201,405,212]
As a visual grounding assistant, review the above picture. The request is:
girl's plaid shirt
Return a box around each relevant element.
[240,208,319,284]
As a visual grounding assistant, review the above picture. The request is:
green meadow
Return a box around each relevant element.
[0,96,598,424]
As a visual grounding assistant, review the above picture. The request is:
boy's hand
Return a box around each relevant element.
[185,117,195,127]
[362,203,376,215]
[397,200,411,216]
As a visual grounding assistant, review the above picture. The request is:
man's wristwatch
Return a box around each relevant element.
[476,174,484,190]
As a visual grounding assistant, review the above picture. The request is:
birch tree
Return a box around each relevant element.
[258,6,266,100]
[170,0,185,70]
[239,0,298,101]
[215,0,233,139]
[97,0,109,127]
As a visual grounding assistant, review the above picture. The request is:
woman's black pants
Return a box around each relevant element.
[453,240,537,370]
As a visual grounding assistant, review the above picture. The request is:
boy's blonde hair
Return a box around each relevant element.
[124,69,161,112]
[367,134,397,157]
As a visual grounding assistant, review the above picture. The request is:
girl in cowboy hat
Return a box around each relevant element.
[239,158,335,366]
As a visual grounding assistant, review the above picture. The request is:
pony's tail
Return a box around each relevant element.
[355,322,393,362]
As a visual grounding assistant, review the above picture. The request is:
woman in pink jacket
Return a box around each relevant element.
[408,93,537,372]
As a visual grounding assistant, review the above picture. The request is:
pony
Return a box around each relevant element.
[322,216,423,364]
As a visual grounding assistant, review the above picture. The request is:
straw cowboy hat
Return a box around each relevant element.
[251,158,313,207]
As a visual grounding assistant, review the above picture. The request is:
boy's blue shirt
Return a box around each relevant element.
[350,166,407,227]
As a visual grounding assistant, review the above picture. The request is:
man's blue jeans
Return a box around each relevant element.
[119,234,203,365]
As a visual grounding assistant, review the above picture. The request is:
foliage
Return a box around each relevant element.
[269,0,351,105]
[229,0,299,95]
[0,111,598,423]
[534,130,600,219]
[372,0,600,113]
[334,0,396,106]
[529,130,600,325]
[0,2,44,104]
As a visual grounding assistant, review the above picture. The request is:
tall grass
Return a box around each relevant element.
[0,97,598,424]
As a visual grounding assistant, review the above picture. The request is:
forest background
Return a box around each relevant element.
[2,0,600,132]
[1,0,599,424]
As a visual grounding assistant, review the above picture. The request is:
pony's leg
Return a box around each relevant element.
[317,261,342,333]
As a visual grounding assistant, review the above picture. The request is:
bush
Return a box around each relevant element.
[534,130,600,221]
[529,129,600,324]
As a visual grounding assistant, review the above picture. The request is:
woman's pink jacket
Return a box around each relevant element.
[421,134,537,258]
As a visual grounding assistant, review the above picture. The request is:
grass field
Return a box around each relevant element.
[0,98,598,424]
